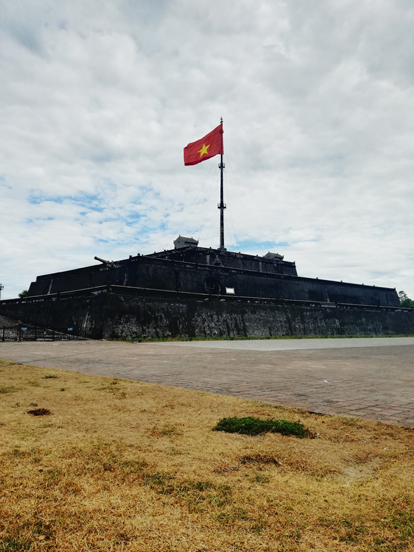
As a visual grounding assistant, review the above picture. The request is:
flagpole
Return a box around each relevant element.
[218,117,226,251]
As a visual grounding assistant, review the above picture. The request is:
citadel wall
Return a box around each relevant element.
[1,286,412,340]
[27,254,399,307]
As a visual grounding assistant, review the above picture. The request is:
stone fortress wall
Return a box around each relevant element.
[1,245,410,340]
[1,285,413,340]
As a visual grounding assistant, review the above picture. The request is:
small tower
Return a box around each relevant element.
[0,283,4,300]
[174,236,199,249]
[264,252,284,260]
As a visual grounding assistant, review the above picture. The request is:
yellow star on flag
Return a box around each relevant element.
[198,143,210,157]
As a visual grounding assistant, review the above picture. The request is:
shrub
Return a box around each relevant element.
[213,417,306,438]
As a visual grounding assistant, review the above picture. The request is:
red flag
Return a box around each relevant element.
[184,123,223,166]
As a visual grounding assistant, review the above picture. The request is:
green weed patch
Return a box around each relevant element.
[213,416,307,438]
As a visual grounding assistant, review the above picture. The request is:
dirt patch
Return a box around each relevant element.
[27,408,52,416]
[239,453,282,466]
[332,456,382,482]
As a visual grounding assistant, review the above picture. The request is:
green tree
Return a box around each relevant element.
[18,290,28,298]
[398,291,414,308]
[398,290,408,302]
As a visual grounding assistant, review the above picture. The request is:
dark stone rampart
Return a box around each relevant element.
[27,254,399,307]
[0,288,108,339]
[1,286,413,340]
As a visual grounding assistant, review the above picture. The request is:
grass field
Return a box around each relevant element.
[1,359,414,551]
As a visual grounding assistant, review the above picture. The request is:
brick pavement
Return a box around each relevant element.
[1,338,414,427]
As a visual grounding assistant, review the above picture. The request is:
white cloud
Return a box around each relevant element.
[0,0,413,300]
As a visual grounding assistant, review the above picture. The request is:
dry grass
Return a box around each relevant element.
[0,359,414,551]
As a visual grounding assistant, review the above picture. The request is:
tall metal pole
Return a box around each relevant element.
[218,117,226,250]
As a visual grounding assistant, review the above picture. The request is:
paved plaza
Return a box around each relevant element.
[1,337,414,427]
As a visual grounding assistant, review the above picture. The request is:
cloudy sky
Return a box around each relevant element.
[1,0,413,300]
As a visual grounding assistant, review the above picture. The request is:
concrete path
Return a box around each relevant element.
[1,338,414,427]
[169,336,414,351]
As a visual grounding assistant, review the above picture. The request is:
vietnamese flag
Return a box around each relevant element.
[184,123,223,166]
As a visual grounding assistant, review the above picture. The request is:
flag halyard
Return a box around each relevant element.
[184,123,223,166]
